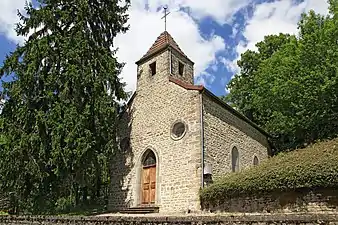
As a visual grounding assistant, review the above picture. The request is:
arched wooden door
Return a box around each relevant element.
[141,150,156,205]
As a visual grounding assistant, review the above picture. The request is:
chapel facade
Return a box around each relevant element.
[109,31,271,213]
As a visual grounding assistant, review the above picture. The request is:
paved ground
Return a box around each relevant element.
[95,211,338,218]
[96,212,243,217]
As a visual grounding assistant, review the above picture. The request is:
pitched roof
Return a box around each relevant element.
[136,31,193,65]
[168,77,271,139]
[169,77,203,91]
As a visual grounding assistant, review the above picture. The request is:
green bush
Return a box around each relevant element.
[200,138,338,205]
[55,196,76,213]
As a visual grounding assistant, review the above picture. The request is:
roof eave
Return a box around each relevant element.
[168,78,270,138]
[136,44,194,65]
[200,89,272,138]
[168,76,203,91]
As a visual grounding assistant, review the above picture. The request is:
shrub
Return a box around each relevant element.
[200,138,338,205]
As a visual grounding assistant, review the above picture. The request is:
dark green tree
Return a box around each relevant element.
[0,0,130,213]
[226,2,338,152]
[223,33,295,121]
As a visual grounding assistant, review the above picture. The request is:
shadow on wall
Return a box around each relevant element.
[109,105,135,211]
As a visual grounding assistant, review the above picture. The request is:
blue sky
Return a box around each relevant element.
[0,0,329,97]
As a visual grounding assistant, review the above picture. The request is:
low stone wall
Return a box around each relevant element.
[202,188,338,213]
[1,213,338,225]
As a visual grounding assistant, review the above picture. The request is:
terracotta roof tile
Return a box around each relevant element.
[136,31,192,64]
[168,77,271,139]
[169,77,204,91]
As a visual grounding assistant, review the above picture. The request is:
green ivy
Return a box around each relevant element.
[200,138,338,205]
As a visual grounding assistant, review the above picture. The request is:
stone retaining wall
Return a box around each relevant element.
[202,188,338,213]
[1,213,338,225]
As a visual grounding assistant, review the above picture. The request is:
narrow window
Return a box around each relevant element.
[253,156,259,166]
[170,53,174,74]
[231,147,239,172]
[178,62,184,76]
[149,62,156,76]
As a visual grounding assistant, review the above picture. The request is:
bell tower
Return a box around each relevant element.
[135,31,195,90]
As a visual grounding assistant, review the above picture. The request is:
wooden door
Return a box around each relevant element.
[141,165,156,204]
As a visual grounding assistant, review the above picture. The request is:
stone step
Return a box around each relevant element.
[119,206,159,214]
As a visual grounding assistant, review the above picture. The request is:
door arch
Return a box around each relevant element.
[141,149,157,205]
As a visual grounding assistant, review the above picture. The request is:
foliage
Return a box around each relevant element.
[200,137,338,205]
[225,1,338,151]
[0,211,8,216]
[0,0,130,213]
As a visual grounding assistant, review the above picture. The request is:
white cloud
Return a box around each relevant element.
[1,0,233,93]
[143,0,250,24]
[225,0,329,77]
[225,86,230,94]
[220,57,238,74]
[115,1,228,92]
[303,0,329,15]
[1,0,331,96]
[0,0,30,44]
[195,71,217,88]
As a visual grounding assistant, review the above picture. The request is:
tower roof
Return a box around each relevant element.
[136,31,193,65]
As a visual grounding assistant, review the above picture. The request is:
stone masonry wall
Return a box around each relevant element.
[109,49,202,213]
[203,188,338,213]
[170,49,194,85]
[202,94,269,181]
[2,214,338,225]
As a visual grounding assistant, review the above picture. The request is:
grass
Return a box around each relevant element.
[0,211,9,216]
[55,205,108,216]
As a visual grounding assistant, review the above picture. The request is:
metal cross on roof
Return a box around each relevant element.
[161,6,170,31]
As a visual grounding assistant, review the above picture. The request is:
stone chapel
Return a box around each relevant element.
[109,31,271,213]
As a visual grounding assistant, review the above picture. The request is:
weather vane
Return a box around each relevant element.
[161,6,170,31]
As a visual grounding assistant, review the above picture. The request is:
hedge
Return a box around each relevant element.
[200,137,338,204]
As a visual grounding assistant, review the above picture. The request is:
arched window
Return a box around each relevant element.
[231,147,239,172]
[143,150,156,167]
[253,156,259,166]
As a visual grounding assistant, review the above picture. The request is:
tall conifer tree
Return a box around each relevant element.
[0,0,130,213]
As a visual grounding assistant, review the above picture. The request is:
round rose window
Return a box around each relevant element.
[171,121,187,140]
